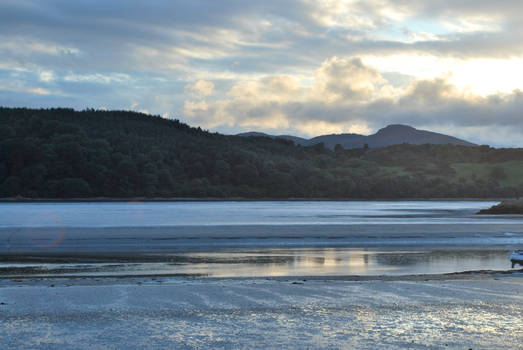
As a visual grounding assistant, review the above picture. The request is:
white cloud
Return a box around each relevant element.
[26,87,52,95]
[441,15,502,34]
[182,57,396,135]
[64,73,130,84]
[313,56,387,103]
[184,100,209,114]
[185,80,215,99]
[181,56,523,143]
[363,54,523,95]
[0,38,81,57]
[303,0,412,30]
[38,71,55,82]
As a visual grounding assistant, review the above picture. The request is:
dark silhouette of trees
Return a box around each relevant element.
[1,107,522,199]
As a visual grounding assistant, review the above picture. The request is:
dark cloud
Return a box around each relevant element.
[2,0,520,74]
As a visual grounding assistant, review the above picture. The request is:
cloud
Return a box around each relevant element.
[183,56,523,145]
[26,87,52,95]
[314,57,387,103]
[183,57,393,133]
[38,71,55,82]
[2,1,523,145]
[63,73,130,84]
[185,80,215,98]
[1,0,521,76]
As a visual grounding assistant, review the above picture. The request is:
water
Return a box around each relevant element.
[0,201,522,277]
[0,248,513,278]
[0,200,512,227]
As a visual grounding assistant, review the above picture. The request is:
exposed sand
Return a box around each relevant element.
[0,272,521,349]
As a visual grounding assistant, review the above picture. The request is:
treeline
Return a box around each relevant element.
[1,107,522,198]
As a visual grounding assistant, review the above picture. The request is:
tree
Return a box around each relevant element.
[1,107,520,199]
[55,178,92,197]
[490,165,507,181]
[1,176,21,196]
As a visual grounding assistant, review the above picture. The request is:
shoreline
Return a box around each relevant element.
[1,268,522,285]
[0,197,507,203]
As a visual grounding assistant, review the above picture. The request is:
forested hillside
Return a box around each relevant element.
[1,107,522,199]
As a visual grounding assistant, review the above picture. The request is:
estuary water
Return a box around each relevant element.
[0,201,522,277]
[0,200,513,227]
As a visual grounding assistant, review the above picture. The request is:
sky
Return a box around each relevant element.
[1,0,523,146]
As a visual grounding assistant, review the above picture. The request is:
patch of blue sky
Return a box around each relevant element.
[0,68,18,80]
[0,69,54,93]
[374,18,451,42]
[0,90,77,109]
[403,18,452,35]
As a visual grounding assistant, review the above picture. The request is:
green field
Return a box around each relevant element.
[453,161,523,187]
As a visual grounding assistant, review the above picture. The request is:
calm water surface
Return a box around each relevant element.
[0,201,522,277]
[0,200,511,227]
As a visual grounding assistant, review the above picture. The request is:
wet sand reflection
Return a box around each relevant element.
[0,248,512,278]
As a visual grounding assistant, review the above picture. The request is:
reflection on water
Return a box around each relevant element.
[0,248,512,278]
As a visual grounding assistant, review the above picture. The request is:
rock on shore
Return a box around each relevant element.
[478,199,523,214]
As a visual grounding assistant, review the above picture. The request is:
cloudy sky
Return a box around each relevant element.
[2,0,523,146]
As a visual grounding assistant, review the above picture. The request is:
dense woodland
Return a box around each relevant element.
[1,107,523,199]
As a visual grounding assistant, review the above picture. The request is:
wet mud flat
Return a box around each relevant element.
[0,246,516,278]
[0,271,522,349]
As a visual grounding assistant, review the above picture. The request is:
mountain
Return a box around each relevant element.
[307,133,366,149]
[236,131,272,138]
[237,124,476,149]
[366,124,475,148]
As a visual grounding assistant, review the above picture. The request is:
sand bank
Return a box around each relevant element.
[0,273,521,349]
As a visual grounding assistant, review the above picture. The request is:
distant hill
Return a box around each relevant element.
[238,124,476,149]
